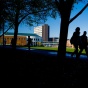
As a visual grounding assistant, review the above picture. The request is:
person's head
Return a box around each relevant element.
[83,31,87,35]
[75,27,80,32]
[28,36,30,37]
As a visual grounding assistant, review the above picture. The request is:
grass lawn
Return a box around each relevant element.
[30,46,86,54]
[31,46,58,51]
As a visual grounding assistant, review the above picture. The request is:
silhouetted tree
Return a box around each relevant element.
[0,0,10,46]
[1,0,88,57]
[1,0,57,49]
[54,0,88,60]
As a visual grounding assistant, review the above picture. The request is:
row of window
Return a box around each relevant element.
[1,38,26,40]
[31,38,40,41]
[0,37,42,42]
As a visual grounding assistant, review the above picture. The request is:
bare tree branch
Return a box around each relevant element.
[0,24,13,37]
[18,7,52,24]
[69,3,88,23]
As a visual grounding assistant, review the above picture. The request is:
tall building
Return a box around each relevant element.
[34,24,49,41]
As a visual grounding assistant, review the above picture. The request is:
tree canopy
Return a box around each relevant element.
[0,0,88,59]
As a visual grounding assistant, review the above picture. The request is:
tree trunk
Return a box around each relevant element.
[2,22,4,47]
[13,13,19,49]
[57,9,71,87]
[57,13,70,60]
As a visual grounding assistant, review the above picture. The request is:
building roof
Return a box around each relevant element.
[5,32,40,37]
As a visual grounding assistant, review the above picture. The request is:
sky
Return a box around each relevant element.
[8,2,88,39]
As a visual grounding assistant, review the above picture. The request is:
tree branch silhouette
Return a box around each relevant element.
[0,24,13,37]
[69,3,88,24]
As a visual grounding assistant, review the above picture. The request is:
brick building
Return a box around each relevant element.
[0,32,42,46]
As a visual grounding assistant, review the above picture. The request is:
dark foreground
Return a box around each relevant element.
[0,47,88,88]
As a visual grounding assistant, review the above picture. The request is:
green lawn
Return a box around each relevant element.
[30,46,86,54]
[31,46,58,51]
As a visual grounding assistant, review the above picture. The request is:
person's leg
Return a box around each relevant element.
[28,45,30,50]
[78,48,83,57]
[85,47,88,57]
[75,45,79,58]
[71,44,77,57]
[72,49,76,56]
[71,46,75,57]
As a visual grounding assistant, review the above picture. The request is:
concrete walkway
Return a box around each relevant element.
[0,45,88,60]
[15,46,88,60]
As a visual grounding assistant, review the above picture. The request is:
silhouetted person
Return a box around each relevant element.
[71,27,80,58]
[4,39,6,45]
[11,38,14,48]
[27,36,32,50]
[78,31,88,57]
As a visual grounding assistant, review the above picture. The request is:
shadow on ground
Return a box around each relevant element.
[0,47,88,88]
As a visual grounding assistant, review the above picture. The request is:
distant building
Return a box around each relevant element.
[42,41,59,47]
[0,32,43,46]
[0,23,74,48]
[66,39,73,48]
[34,24,49,41]
[49,37,59,42]
[42,39,73,48]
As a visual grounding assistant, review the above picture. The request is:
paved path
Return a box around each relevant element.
[0,45,88,87]
[17,47,88,60]
[0,45,88,60]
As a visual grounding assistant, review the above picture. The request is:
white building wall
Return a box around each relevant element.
[34,26,42,37]
[27,35,43,46]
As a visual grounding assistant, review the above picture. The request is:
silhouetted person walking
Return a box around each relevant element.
[27,36,32,50]
[4,39,6,45]
[78,31,88,57]
[70,27,80,58]
[11,38,14,48]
